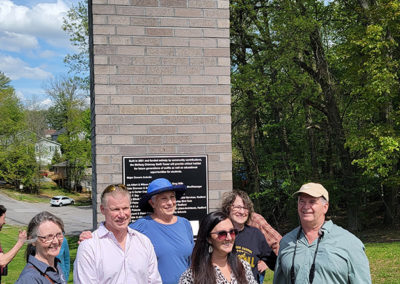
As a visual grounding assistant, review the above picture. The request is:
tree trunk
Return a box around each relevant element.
[311,27,361,231]
[247,91,261,212]
[303,102,319,180]
[294,13,361,230]
[382,184,395,225]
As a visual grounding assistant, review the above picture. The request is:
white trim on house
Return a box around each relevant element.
[35,138,61,165]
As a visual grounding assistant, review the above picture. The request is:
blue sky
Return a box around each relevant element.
[0,0,81,107]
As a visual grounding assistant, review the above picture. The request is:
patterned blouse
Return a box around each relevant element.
[178,258,257,284]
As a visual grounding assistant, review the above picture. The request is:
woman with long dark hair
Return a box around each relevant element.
[179,211,256,284]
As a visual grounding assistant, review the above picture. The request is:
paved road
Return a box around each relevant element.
[0,192,94,235]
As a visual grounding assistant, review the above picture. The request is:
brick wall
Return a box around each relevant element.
[90,0,231,226]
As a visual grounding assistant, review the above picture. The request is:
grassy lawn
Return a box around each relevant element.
[0,225,399,283]
[0,225,78,283]
[0,181,91,206]
[262,240,400,283]
[366,242,400,284]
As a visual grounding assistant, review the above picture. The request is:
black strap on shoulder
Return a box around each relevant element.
[28,265,55,284]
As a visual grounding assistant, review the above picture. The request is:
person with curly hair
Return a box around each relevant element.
[222,190,277,283]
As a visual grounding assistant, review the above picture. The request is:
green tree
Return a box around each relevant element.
[230,0,400,230]
[62,0,89,90]
[0,72,25,137]
[61,0,91,191]
[24,96,49,138]
[335,0,400,225]
[44,76,90,191]
[0,72,38,191]
[51,147,63,165]
[0,134,39,192]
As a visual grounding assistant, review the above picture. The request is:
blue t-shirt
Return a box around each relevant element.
[130,215,194,284]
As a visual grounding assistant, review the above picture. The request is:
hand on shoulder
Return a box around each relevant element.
[78,231,93,244]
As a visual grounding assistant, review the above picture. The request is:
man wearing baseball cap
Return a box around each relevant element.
[273,182,372,284]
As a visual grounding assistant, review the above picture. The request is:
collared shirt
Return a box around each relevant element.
[73,223,162,284]
[273,220,372,284]
[16,255,67,284]
[247,212,282,255]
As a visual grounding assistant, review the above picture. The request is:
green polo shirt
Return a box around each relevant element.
[273,220,371,284]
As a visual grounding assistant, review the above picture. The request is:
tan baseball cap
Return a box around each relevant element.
[293,182,329,202]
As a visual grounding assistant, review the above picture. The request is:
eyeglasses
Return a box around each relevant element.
[231,205,249,212]
[37,232,64,243]
[101,184,127,200]
[210,229,238,240]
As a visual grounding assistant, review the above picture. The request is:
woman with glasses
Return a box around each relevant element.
[179,211,256,284]
[16,211,67,284]
[222,190,276,283]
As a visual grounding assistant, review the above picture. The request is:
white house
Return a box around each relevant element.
[35,138,61,165]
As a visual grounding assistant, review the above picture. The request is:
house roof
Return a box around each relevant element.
[53,161,68,167]
[36,137,61,146]
[44,129,57,136]
[53,128,66,136]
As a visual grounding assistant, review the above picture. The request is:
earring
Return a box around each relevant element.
[208,244,213,254]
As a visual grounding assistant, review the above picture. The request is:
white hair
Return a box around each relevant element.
[319,197,328,204]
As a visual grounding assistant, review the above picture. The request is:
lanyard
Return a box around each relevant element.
[290,227,324,284]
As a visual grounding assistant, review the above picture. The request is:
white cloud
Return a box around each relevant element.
[0,54,52,80]
[39,98,53,108]
[14,89,25,100]
[15,87,48,104]
[0,0,71,50]
[39,49,58,58]
[0,31,38,52]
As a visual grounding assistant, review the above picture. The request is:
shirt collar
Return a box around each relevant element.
[28,254,60,274]
[321,220,333,234]
[97,222,136,238]
[298,220,333,242]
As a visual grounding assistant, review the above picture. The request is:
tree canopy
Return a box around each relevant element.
[0,72,38,191]
[60,0,400,230]
[231,0,400,231]
[62,0,89,90]
[44,76,91,191]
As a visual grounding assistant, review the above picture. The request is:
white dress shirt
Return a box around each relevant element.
[74,223,162,284]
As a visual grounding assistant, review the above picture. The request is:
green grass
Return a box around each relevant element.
[1,224,399,283]
[0,182,91,206]
[262,241,400,283]
[366,242,400,284]
[0,225,78,284]
[263,269,274,283]
[0,225,27,284]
